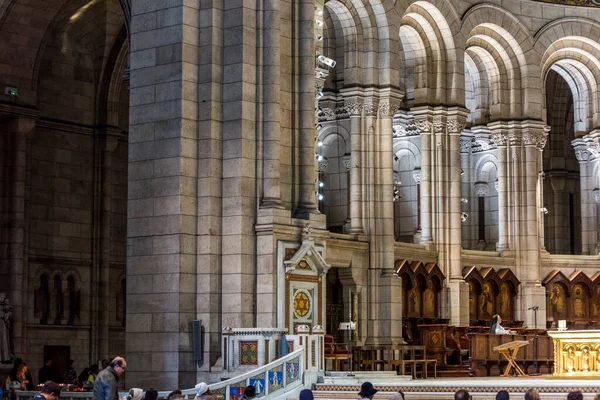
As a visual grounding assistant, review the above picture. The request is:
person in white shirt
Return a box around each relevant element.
[490,314,512,335]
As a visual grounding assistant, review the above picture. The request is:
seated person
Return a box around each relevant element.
[490,314,512,335]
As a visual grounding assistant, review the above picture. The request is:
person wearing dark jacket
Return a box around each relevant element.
[39,358,54,384]
[33,381,61,400]
[93,357,126,400]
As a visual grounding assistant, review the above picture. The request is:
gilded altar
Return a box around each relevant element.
[547,330,600,376]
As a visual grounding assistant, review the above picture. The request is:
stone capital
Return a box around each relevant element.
[474,182,489,197]
[447,117,466,133]
[413,119,432,134]
[491,133,508,147]
[593,189,600,205]
[523,129,548,149]
[344,100,363,117]
[413,170,422,184]
[460,137,472,154]
[378,99,401,118]
[363,101,378,117]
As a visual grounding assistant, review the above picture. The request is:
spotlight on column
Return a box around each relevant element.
[461,212,468,222]
[318,194,324,201]
[460,198,469,204]
[394,180,402,186]
[541,207,549,215]
[316,35,323,41]
[316,19,323,27]
[318,181,324,188]
[317,140,323,147]
[393,189,401,202]
[316,123,323,130]
[316,154,324,161]
[393,154,399,161]
[460,168,465,176]
[317,91,324,98]
[317,54,336,68]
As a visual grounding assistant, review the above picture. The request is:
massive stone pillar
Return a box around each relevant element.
[294,0,318,217]
[260,0,283,209]
[127,2,200,389]
[341,91,364,234]
[0,113,36,357]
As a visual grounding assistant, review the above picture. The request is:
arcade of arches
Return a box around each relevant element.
[1,0,600,390]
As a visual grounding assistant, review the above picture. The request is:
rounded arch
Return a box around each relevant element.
[536,18,600,133]
[323,1,361,87]
[461,4,537,118]
[393,140,422,167]
[474,154,499,183]
[398,0,463,105]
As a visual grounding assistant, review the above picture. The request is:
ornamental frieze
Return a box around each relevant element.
[414,119,432,133]
[460,137,472,153]
[447,118,466,133]
[318,107,336,121]
[532,0,600,7]
[523,130,548,149]
[344,101,363,117]
[491,133,508,147]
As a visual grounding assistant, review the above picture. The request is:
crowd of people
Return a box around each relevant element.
[6,356,600,400]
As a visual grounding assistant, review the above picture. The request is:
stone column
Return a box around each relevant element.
[412,110,433,244]
[521,123,548,328]
[548,173,567,254]
[573,135,598,255]
[343,94,364,234]
[294,0,318,217]
[490,125,509,252]
[260,0,283,208]
[93,130,119,362]
[127,2,200,389]
[594,190,600,254]
[0,115,36,357]
[446,112,469,326]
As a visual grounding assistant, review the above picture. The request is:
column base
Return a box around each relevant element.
[260,197,284,209]
[293,203,320,220]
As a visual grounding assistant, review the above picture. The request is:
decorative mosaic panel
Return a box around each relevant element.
[210,387,226,399]
[239,341,258,365]
[229,383,246,400]
[268,364,284,392]
[286,357,300,383]
[293,289,312,318]
[249,373,266,398]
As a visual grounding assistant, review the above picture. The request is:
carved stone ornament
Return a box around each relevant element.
[413,119,432,133]
[491,133,508,147]
[523,130,548,149]
[318,161,328,172]
[433,121,446,133]
[474,182,489,197]
[368,125,375,135]
[447,118,466,133]
[413,170,422,184]
[343,159,352,170]
[460,137,472,154]
[593,189,600,205]
[574,150,590,162]
[336,107,349,119]
[379,100,401,118]
[345,102,363,117]
[508,131,521,147]
[471,139,496,153]
[364,103,377,117]
[318,108,336,122]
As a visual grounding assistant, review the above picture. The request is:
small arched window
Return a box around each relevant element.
[67,276,80,325]
[35,274,51,324]
[53,275,63,324]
